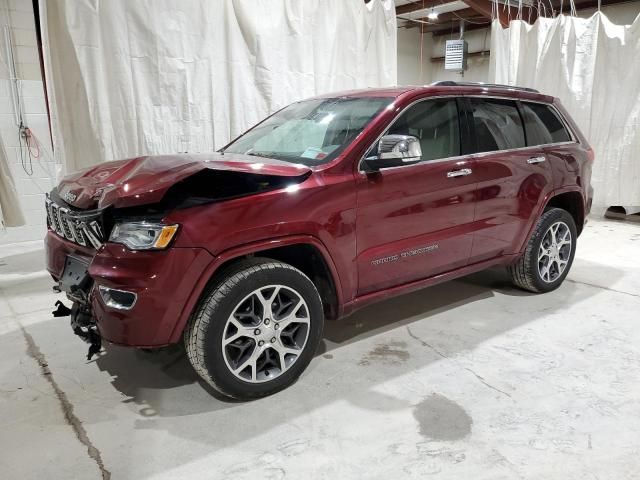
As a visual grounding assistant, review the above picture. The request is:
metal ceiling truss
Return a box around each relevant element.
[397,0,626,32]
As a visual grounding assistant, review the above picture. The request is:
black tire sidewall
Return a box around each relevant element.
[201,264,324,399]
[527,209,577,292]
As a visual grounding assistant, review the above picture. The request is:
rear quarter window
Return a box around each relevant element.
[521,102,572,146]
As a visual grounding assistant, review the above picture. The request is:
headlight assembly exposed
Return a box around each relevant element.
[109,222,179,250]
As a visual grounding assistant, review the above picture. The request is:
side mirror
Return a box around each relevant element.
[364,135,422,170]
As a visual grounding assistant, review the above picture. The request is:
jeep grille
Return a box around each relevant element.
[45,195,104,249]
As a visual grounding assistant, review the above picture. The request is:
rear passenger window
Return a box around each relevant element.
[387,99,460,161]
[521,102,572,145]
[469,98,525,153]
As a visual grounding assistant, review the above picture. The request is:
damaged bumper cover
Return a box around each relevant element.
[46,231,214,352]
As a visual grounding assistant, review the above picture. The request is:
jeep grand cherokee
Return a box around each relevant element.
[45,82,594,399]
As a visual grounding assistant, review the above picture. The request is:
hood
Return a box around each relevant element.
[56,153,312,210]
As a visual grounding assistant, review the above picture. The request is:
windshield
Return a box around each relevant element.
[222,97,392,166]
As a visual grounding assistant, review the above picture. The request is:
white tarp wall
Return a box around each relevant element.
[490,13,640,209]
[40,0,397,174]
[0,137,25,228]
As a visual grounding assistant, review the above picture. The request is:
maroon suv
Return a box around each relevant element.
[45,82,593,399]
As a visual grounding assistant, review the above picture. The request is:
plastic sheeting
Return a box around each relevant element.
[40,0,397,174]
[0,137,24,228]
[490,13,640,208]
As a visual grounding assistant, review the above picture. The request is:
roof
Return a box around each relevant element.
[312,87,416,98]
[313,82,554,103]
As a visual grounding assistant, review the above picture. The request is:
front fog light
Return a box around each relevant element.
[109,222,179,250]
[98,285,137,310]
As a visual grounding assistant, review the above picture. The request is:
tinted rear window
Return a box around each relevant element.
[521,102,572,146]
[469,98,525,153]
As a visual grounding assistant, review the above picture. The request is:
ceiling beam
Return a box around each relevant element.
[401,0,629,34]
[415,7,485,24]
[558,0,634,12]
[396,0,458,16]
[464,0,538,27]
[430,49,490,62]
[420,17,488,33]
[401,8,486,30]
[431,21,492,36]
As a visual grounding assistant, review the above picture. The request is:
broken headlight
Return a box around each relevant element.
[109,222,179,250]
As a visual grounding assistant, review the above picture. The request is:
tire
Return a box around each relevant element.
[508,208,577,293]
[184,258,324,400]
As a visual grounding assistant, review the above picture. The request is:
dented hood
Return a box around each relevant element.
[56,153,311,210]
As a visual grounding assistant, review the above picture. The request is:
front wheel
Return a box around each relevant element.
[184,259,324,400]
[509,208,577,293]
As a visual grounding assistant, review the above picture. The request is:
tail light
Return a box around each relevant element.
[586,146,595,162]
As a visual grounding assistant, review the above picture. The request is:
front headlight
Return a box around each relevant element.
[109,222,179,250]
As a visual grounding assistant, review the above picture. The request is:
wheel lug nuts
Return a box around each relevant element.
[254,328,261,335]
[274,324,279,330]
[270,337,276,343]
[258,340,265,346]
[264,319,270,325]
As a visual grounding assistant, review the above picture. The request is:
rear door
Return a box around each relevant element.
[355,98,477,295]
[519,101,577,184]
[465,97,554,262]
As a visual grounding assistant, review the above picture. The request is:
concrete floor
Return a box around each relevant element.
[1,218,639,479]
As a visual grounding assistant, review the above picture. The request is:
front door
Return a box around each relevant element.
[355,98,477,296]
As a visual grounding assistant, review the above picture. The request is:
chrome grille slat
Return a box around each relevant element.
[55,206,68,238]
[68,220,87,246]
[45,195,103,249]
[83,221,103,249]
[47,201,56,230]
[59,208,74,240]
[45,198,52,227]
[51,203,62,235]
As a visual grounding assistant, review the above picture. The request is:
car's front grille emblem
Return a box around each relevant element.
[63,191,78,203]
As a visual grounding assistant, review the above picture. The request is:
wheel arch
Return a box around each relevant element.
[515,187,585,259]
[169,235,343,343]
[543,190,585,235]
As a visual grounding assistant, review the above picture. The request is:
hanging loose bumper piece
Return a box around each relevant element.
[52,298,102,359]
[53,270,103,360]
[69,298,103,360]
[52,300,72,317]
[73,324,102,360]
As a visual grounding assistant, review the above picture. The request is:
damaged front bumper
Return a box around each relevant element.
[45,230,215,356]
[47,232,102,359]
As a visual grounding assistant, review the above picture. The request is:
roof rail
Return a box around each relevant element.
[430,81,539,94]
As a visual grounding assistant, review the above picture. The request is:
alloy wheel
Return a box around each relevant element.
[221,285,311,383]
[537,221,572,283]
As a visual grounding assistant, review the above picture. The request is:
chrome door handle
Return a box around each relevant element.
[527,156,546,164]
[447,168,472,178]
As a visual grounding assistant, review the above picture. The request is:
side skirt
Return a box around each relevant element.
[340,254,520,318]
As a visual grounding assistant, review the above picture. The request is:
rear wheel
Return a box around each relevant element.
[184,259,324,399]
[509,208,577,293]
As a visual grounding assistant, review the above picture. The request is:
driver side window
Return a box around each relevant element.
[387,99,461,162]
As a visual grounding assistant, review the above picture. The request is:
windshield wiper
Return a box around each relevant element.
[246,151,297,161]
[246,151,278,159]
